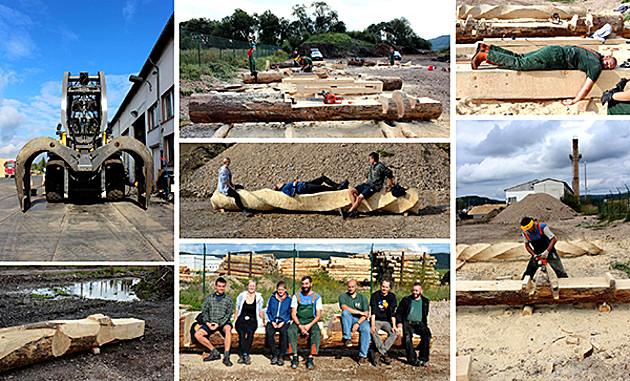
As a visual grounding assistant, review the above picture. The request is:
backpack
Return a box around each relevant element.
[391,184,407,197]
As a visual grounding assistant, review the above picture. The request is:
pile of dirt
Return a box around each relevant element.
[180,143,233,187]
[181,143,450,198]
[298,41,373,58]
[491,193,578,225]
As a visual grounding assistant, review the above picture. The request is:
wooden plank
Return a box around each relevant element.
[456,65,630,99]
[456,355,472,381]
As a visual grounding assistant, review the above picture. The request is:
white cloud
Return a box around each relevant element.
[123,0,155,22]
[0,105,26,140]
[0,5,36,60]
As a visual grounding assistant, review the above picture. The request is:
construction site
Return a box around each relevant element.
[455,134,630,379]
[0,175,174,261]
[0,266,174,380]
[178,244,450,381]
[179,143,450,239]
[455,0,630,115]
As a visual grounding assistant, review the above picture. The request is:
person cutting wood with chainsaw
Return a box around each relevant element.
[520,217,568,280]
[297,55,313,72]
[471,43,617,106]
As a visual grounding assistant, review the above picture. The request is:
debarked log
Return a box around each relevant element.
[209,187,438,214]
[456,275,630,306]
[0,314,145,373]
[189,90,441,123]
[242,71,289,84]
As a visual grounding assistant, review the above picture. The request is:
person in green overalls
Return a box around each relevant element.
[388,48,395,66]
[247,44,256,75]
[395,282,431,367]
[287,275,322,370]
[299,56,313,72]
[471,43,617,106]
[602,77,630,115]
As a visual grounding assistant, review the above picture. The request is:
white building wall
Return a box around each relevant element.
[180,254,222,272]
[533,181,566,200]
[505,190,534,204]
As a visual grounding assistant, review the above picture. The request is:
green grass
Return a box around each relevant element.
[305,33,353,46]
[32,293,55,300]
[611,261,630,277]
[180,62,236,82]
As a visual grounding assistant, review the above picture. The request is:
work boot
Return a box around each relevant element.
[277,356,285,366]
[381,354,393,365]
[223,353,233,367]
[471,43,490,70]
[336,179,349,190]
[371,350,381,367]
[242,209,253,217]
[270,355,278,365]
[291,355,299,369]
[306,357,315,370]
[339,207,349,220]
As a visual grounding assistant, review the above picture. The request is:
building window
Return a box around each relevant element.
[507,197,516,204]
[148,103,159,131]
[162,87,174,121]
[164,134,174,167]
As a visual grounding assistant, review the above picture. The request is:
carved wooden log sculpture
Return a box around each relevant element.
[209,187,438,215]
[456,239,603,262]
[189,90,442,123]
[0,314,145,373]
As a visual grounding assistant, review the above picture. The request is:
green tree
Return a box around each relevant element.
[257,10,281,45]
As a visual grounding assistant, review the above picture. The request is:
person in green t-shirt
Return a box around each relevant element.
[395,282,431,367]
[471,43,617,106]
[338,279,371,365]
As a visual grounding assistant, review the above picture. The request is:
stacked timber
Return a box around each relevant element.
[327,256,372,282]
[281,75,383,96]
[279,258,322,279]
[353,250,442,286]
[216,253,277,278]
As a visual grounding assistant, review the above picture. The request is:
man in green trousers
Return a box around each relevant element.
[287,276,322,370]
[471,43,617,106]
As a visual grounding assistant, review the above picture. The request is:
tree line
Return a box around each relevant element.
[180,2,431,52]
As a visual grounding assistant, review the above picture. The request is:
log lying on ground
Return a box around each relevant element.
[189,90,441,123]
[457,274,630,305]
[242,71,289,84]
[209,187,437,215]
[0,314,145,372]
[456,239,603,262]
[456,65,630,99]
[179,313,420,352]
[366,76,403,91]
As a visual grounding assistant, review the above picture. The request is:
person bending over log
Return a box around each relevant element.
[191,277,234,366]
[471,43,617,105]
[601,77,630,114]
[234,279,265,365]
[217,157,252,217]
[340,151,393,220]
[287,276,323,370]
[339,279,371,365]
[520,217,568,279]
[297,56,313,72]
[274,176,349,196]
[395,283,431,367]
[265,280,293,366]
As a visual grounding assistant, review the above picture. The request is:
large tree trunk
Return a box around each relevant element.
[366,76,403,91]
[189,90,441,123]
[179,313,421,352]
[0,314,145,372]
[242,71,289,84]
[457,274,630,306]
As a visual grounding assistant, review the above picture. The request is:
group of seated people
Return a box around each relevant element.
[217,152,394,220]
[192,276,432,369]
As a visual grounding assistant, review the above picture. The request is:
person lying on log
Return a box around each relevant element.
[471,43,617,105]
[395,282,431,367]
[520,217,568,279]
[339,279,371,365]
[601,77,630,115]
[192,277,234,366]
[340,151,393,220]
[217,157,253,217]
[274,176,349,196]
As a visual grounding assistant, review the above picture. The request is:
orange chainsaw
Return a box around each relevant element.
[322,90,342,104]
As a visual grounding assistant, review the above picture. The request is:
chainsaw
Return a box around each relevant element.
[529,254,559,299]
[321,90,342,104]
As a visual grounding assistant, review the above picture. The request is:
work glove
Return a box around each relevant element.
[540,250,549,259]
[601,89,615,105]
[613,78,628,93]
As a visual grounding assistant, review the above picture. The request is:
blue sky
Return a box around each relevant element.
[457,120,630,200]
[0,0,173,158]
[179,242,451,257]
[177,0,451,40]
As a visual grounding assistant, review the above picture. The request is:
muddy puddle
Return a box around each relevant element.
[12,278,141,301]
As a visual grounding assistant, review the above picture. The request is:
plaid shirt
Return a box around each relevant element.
[365,162,393,191]
[201,292,233,326]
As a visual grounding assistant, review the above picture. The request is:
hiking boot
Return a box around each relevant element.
[277,356,285,366]
[381,354,393,365]
[339,207,349,220]
[238,355,245,364]
[358,357,368,366]
[203,348,221,362]
[306,357,315,370]
[343,338,353,347]
[242,209,253,217]
[471,43,489,70]
[337,179,349,190]
[244,355,251,365]
[291,356,299,369]
[223,354,233,367]
[371,351,380,367]
[270,355,278,365]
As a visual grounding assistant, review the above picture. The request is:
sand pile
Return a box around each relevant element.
[181,143,450,198]
[492,193,578,224]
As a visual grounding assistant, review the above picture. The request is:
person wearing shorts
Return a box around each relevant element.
[340,152,393,219]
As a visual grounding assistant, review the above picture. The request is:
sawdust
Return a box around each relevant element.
[492,193,578,225]
[456,98,606,115]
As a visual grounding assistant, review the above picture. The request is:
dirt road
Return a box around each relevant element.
[180,300,450,381]
[0,177,173,261]
[0,267,174,380]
